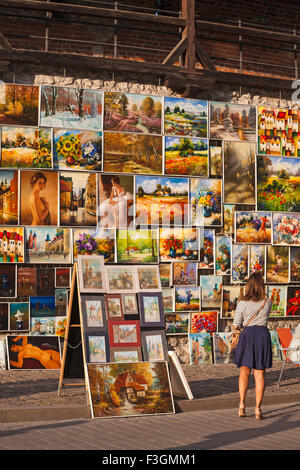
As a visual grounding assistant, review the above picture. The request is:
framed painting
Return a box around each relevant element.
[136,265,161,292]
[174,286,200,312]
[161,288,174,313]
[272,213,300,246]
[9,302,30,331]
[104,92,162,134]
[20,170,58,226]
[105,294,124,320]
[266,285,287,317]
[103,132,163,175]
[141,330,168,361]
[0,227,24,263]
[55,267,71,288]
[209,140,223,176]
[235,211,272,244]
[190,177,222,227]
[190,311,217,334]
[6,335,61,370]
[60,171,97,227]
[221,286,244,319]
[30,295,55,317]
[159,263,171,288]
[107,265,137,293]
[164,136,208,177]
[266,245,290,284]
[213,332,240,364]
[55,317,67,338]
[223,141,256,204]
[77,255,107,293]
[55,288,68,316]
[17,266,36,297]
[0,336,5,370]
[209,101,256,141]
[200,275,222,309]
[189,332,213,365]
[270,330,282,362]
[223,204,235,236]
[80,294,107,330]
[0,264,16,298]
[116,228,158,264]
[86,361,175,418]
[121,293,139,316]
[108,320,141,348]
[0,170,18,224]
[199,229,214,269]
[249,245,266,278]
[286,286,300,316]
[159,227,199,262]
[31,316,56,336]
[40,85,103,130]
[164,97,208,137]
[1,127,52,169]
[109,347,142,363]
[25,227,72,264]
[231,244,249,283]
[290,247,300,282]
[98,174,134,229]
[0,303,9,331]
[35,268,55,295]
[171,261,197,286]
[215,236,232,276]
[54,129,102,171]
[0,84,39,126]
[84,331,110,363]
[165,313,189,335]
[138,292,164,327]
[256,155,300,212]
[73,228,115,263]
[135,175,189,226]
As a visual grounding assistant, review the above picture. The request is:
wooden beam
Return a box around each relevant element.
[163,37,187,65]
[181,0,195,70]
[195,40,216,72]
[0,31,13,50]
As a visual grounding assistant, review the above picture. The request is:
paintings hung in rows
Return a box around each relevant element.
[0,84,39,126]
[7,335,61,370]
[209,102,256,141]
[164,97,208,137]
[223,142,255,205]
[54,129,102,171]
[164,136,208,177]
[98,174,134,229]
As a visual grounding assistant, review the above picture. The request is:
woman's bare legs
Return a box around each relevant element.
[239,366,251,411]
[253,369,265,419]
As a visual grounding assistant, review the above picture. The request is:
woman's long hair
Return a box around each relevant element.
[240,272,266,302]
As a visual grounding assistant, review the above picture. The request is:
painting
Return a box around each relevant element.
[190,177,222,227]
[231,244,249,283]
[7,335,61,370]
[138,292,164,327]
[36,268,55,295]
[199,229,214,269]
[55,288,68,316]
[0,303,9,331]
[54,129,102,171]
[86,361,174,418]
[172,261,197,286]
[213,332,240,364]
[223,141,256,204]
[209,101,256,141]
[98,174,134,229]
[110,347,142,363]
[0,227,24,263]
[257,155,300,212]
[55,267,71,288]
[136,266,161,292]
[104,92,162,134]
[116,228,158,264]
[266,285,287,317]
[108,320,141,347]
[200,275,222,309]
[17,266,36,297]
[215,236,231,275]
[174,286,200,312]
[135,175,189,226]
[161,288,173,313]
[85,332,109,363]
[223,204,235,236]
[60,171,97,227]
[9,302,30,331]
[1,127,52,169]
[78,255,106,293]
[221,286,244,319]
[272,213,300,246]
[189,332,213,365]
[159,263,171,288]
[121,294,139,316]
[0,265,16,297]
[141,330,168,361]
[164,136,208,177]
[105,294,124,320]
[159,227,199,262]
[81,295,107,330]
[165,313,189,335]
[40,85,102,130]
[266,245,290,284]
[0,84,39,126]
[286,286,300,316]
[73,228,115,263]
[209,140,223,176]
[235,211,272,244]
[107,265,136,293]
[20,170,58,226]
[257,106,300,157]
[0,170,18,224]
[25,227,72,263]
[164,97,208,137]
[249,245,266,277]
[270,330,282,362]
[30,295,55,317]
[290,247,300,282]
[103,132,163,174]
[30,316,56,336]
[0,336,6,369]
[190,311,217,333]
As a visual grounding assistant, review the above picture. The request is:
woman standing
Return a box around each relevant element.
[233,272,272,420]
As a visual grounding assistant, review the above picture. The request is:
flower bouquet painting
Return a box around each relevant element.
[199,229,214,269]
[215,236,231,275]
[54,130,102,171]
[73,229,115,263]
[273,213,300,246]
[231,244,249,283]
[159,228,199,262]
[249,245,265,277]
[190,178,222,226]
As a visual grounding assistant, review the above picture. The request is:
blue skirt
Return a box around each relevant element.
[234,326,272,370]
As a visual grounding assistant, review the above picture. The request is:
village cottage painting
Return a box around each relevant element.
[210,102,256,141]
[164,97,208,137]
[116,228,158,264]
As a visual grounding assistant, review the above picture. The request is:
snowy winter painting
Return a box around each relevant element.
[210,102,256,142]
[40,86,103,130]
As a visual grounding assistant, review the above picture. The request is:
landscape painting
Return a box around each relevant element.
[103,132,162,174]
[209,102,256,141]
[0,170,18,224]
[54,129,102,171]
[159,264,171,287]
[189,332,213,365]
[190,178,222,226]
[209,140,223,176]
[116,228,158,264]
[266,285,287,317]
[40,85,103,130]
[266,245,290,284]
[135,175,189,226]
[7,335,61,370]
[159,227,199,262]
[0,84,39,126]
[174,286,200,312]
[200,275,222,309]
[104,92,162,134]
[235,211,272,244]
[1,127,52,169]
[98,174,134,229]
[290,247,300,281]
[190,311,217,333]
[272,213,300,246]
[223,141,256,204]
[164,97,208,137]
[164,136,208,177]
[73,228,115,263]
[165,313,189,335]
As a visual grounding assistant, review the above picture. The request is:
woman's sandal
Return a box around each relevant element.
[238,404,246,417]
[255,407,263,420]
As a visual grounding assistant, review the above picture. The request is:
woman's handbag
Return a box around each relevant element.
[234,296,268,335]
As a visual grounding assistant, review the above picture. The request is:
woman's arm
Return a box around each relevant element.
[232,300,245,329]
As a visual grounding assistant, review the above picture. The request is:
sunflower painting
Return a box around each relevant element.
[54,129,102,171]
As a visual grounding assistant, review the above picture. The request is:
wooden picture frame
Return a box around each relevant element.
[84,331,110,363]
[109,346,142,363]
[80,294,107,331]
[105,294,124,320]
[77,255,107,293]
[141,329,168,361]
[138,292,164,328]
[108,320,141,348]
